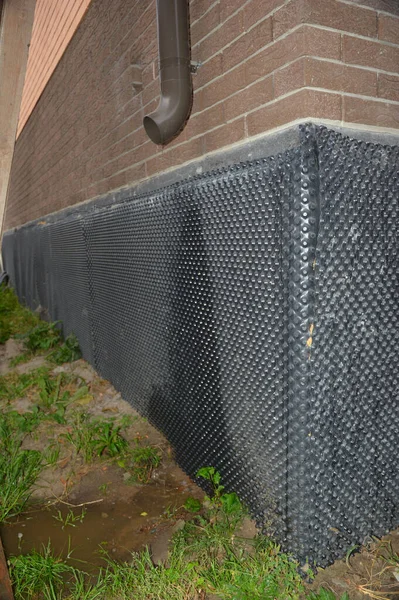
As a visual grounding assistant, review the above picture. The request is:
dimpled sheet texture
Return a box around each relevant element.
[2,124,399,566]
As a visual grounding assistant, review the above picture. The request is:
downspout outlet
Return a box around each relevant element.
[143,0,193,145]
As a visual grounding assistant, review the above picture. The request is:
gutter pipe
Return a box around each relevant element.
[143,0,193,145]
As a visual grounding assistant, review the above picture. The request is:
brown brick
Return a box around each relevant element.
[219,0,245,22]
[196,63,247,111]
[274,60,305,97]
[203,117,246,153]
[343,34,399,72]
[195,11,244,58]
[349,0,399,16]
[146,137,205,176]
[343,95,399,129]
[122,162,147,186]
[185,103,226,139]
[222,17,273,73]
[193,53,223,89]
[303,26,341,59]
[272,0,303,40]
[190,0,216,25]
[224,76,274,121]
[378,73,399,101]
[243,0,285,30]
[247,88,342,136]
[191,3,221,46]
[117,141,153,171]
[378,15,399,45]
[273,0,377,40]
[304,57,378,95]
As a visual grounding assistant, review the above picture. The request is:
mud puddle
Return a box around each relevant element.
[1,468,199,569]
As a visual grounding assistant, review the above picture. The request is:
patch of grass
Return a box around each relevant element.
[9,541,76,600]
[48,333,82,365]
[0,366,49,401]
[9,351,34,367]
[0,285,39,344]
[308,590,349,600]
[0,416,42,522]
[122,442,162,484]
[62,414,128,463]
[16,320,62,353]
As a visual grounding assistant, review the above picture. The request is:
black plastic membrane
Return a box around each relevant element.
[3,125,399,565]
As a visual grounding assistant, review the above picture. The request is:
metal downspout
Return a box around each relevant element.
[143,0,193,145]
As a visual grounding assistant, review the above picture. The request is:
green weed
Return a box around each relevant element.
[122,442,161,484]
[62,414,128,463]
[0,285,39,344]
[7,465,349,600]
[52,507,87,530]
[48,333,82,365]
[0,417,42,522]
[307,590,349,600]
[184,496,202,513]
[0,367,49,401]
[16,320,61,353]
[9,351,34,367]
[9,541,76,600]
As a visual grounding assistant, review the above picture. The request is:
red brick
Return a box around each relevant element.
[343,95,399,129]
[191,3,221,46]
[185,103,226,139]
[203,117,246,153]
[304,58,377,96]
[274,60,305,97]
[222,17,273,73]
[145,137,204,176]
[194,11,244,58]
[273,0,377,40]
[193,53,223,89]
[223,76,274,121]
[378,14,399,45]
[243,0,286,30]
[247,88,342,136]
[349,0,399,16]
[378,73,399,101]
[343,34,399,72]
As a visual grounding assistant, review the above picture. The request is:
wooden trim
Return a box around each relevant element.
[0,0,36,243]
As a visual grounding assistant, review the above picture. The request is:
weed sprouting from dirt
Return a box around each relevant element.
[48,334,82,365]
[0,285,39,344]
[16,320,62,353]
[8,541,76,600]
[120,439,162,484]
[0,416,42,522]
[53,507,87,530]
[62,414,128,462]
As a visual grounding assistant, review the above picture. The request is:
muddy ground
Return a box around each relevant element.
[1,338,398,599]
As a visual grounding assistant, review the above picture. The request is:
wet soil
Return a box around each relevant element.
[1,340,398,599]
[0,343,203,570]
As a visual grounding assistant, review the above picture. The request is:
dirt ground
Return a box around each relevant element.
[1,338,398,599]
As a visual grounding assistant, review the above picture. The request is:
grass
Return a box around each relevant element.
[7,468,355,599]
[0,416,42,522]
[0,284,39,344]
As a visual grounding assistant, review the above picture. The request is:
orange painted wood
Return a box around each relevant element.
[17,0,92,136]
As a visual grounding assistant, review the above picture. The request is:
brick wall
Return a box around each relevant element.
[4,0,399,230]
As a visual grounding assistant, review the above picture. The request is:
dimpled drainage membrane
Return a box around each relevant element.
[2,124,399,566]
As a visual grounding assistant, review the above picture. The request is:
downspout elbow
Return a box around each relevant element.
[143,0,192,146]
[144,67,192,146]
